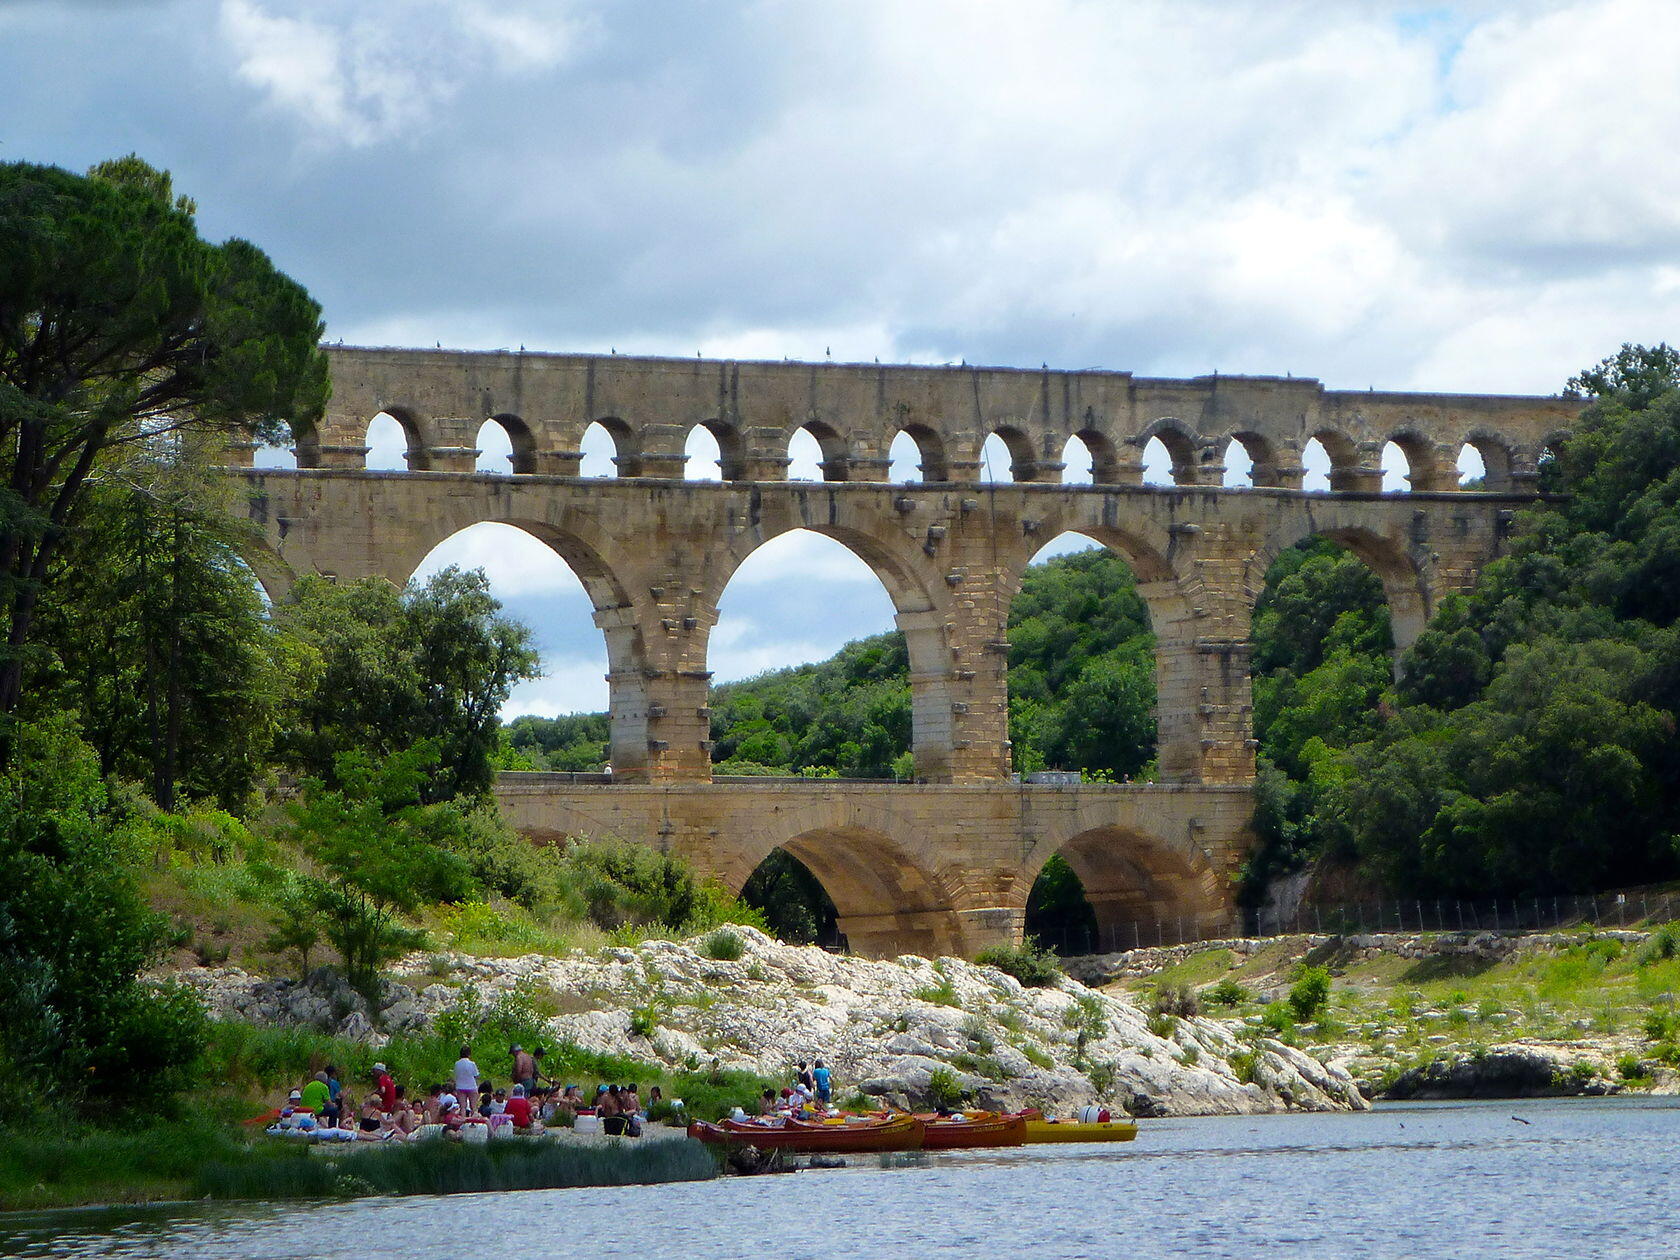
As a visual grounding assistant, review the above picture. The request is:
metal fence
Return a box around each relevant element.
[1040,890,1680,957]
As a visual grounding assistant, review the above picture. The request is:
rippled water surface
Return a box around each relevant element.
[4,1099,1678,1259]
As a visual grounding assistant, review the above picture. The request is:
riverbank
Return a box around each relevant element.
[1078,925,1680,1098]
[178,925,1365,1119]
[0,1121,713,1213]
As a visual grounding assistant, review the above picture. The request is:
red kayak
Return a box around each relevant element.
[689,1113,925,1153]
[918,1112,1027,1150]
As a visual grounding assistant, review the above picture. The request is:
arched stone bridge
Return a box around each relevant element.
[229,346,1580,955]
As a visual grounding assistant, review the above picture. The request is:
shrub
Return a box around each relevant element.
[1020,1043,1054,1070]
[1087,1062,1117,1096]
[1229,1049,1259,1084]
[1617,1053,1651,1083]
[1064,993,1110,1068]
[960,1015,995,1053]
[1638,922,1680,964]
[701,929,744,962]
[628,1003,660,1039]
[924,1066,965,1110]
[1259,1003,1295,1035]
[913,963,960,1008]
[1153,982,1201,1018]
[1147,1013,1179,1040]
[1642,1007,1680,1043]
[1178,1044,1200,1066]
[1287,966,1331,1022]
[1205,978,1250,1008]
[974,941,1063,988]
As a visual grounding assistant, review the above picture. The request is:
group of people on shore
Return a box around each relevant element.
[752,1058,834,1118]
[267,1044,665,1142]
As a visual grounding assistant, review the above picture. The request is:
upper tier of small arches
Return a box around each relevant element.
[247,346,1582,495]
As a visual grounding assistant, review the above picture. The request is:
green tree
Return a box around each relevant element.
[277,568,539,802]
[0,158,326,746]
[283,743,473,995]
[0,717,207,1112]
[28,450,295,810]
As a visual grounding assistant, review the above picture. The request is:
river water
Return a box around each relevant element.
[4,1098,1677,1259]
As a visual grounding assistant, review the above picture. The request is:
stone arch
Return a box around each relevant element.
[708,519,952,778]
[365,408,430,471]
[722,823,968,958]
[1246,522,1426,657]
[892,425,947,482]
[1060,434,1096,485]
[480,414,537,474]
[582,418,641,477]
[1021,824,1226,952]
[1384,430,1439,493]
[686,420,745,481]
[1004,531,1162,783]
[409,517,651,774]
[988,425,1038,482]
[1071,428,1122,484]
[1458,428,1513,490]
[1226,430,1282,488]
[1135,418,1199,485]
[1308,428,1360,492]
[887,429,925,482]
[788,420,849,481]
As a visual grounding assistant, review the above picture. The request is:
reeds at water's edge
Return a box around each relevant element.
[195,1137,717,1199]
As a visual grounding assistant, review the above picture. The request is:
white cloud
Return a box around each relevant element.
[218,0,587,146]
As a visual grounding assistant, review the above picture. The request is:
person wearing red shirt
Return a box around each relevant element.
[504,1085,533,1129]
[372,1063,396,1114]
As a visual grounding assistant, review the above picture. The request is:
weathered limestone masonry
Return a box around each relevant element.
[226,346,1580,957]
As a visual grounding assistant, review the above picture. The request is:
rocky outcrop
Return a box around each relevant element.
[1381,1044,1623,1100]
[174,926,1366,1118]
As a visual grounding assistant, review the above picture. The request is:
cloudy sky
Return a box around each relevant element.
[7,0,1678,715]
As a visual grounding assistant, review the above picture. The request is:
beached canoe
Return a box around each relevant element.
[919,1112,1027,1150]
[690,1114,925,1153]
[1021,1117,1138,1144]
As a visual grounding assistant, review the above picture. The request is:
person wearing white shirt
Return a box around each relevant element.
[452,1045,482,1115]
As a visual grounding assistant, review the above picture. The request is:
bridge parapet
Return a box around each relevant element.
[240,347,1580,497]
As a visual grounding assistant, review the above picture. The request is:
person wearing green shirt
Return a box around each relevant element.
[300,1075,331,1115]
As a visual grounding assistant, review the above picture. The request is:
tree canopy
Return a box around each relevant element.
[0,157,327,737]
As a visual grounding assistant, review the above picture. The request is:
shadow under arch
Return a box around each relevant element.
[1027,824,1225,952]
[1384,429,1442,493]
[989,425,1039,482]
[730,825,965,958]
[1457,428,1513,490]
[687,419,745,480]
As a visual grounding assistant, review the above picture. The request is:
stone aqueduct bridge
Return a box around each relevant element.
[230,346,1580,957]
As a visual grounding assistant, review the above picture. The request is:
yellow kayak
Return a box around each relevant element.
[1022,1118,1138,1144]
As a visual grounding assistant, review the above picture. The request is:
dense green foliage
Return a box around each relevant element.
[29,456,295,811]
[0,718,208,1112]
[277,569,539,802]
[0,157,326,731]
[740,849,837,945]
[505,712,610,770]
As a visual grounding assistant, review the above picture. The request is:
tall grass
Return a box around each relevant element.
[195,1137,716,1200]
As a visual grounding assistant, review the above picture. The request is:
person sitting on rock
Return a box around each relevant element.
[621,1083,643,1136]
[391,1087,419,1136]
[758,1089,779,1116]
